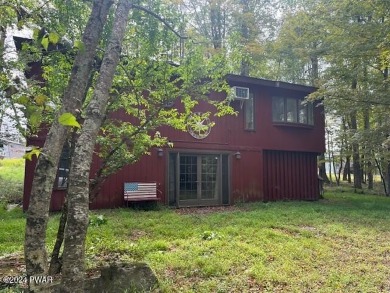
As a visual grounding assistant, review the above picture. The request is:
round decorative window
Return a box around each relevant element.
[187,112,212,139]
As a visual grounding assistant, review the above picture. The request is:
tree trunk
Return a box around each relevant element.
[60,1,132,291]
[210,1,225,49]
[310,54,319,87]
[240,0,250,76]
[318,153,330,183]
[24,0,113,280]
[367,160,373,190]
[383,67,389,195]
[386,162,390,196]
[350,110,362,190]
[336,158,343,186]
[352,151,362,190]
[309,52,329,184]
[48,200,67,275]
[363,108,373,189]
[343,155,351,182]
[326,127,333,183]
[349,71,362,191]
[375,158,388,196]
[49,134,77,275]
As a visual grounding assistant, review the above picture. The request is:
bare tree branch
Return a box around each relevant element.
[132,4,187,40]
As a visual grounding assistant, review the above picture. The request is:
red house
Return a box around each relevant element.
[23,74,325,211]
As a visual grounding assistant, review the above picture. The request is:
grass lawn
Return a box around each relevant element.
[1,190,390,292]
[0,158,25,204]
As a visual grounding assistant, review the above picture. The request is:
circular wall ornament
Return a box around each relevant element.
[187,112,212,139]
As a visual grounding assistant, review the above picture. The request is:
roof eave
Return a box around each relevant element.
[225,74,317,94]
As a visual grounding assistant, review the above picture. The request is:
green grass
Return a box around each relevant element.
[0,158,25,204]
[1,191,390,292]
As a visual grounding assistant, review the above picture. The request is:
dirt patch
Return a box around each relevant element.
[129,229,147,241]
[0,253,25,277]
[0,253,26,290]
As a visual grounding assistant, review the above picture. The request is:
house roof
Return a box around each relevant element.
[226,74,317,94]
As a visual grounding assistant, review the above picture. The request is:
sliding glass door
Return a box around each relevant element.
[168,152,229,207]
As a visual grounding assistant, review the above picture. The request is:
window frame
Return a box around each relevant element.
[244,92,255,131]
[272,96,314,126]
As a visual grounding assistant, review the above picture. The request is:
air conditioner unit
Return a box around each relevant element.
[230,86,250,100]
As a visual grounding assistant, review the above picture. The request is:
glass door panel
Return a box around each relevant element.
[177,154,221,206]
[179,155,198,200]
[201,155,218,199]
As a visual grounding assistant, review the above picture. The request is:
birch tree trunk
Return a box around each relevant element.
[24,0,113,279]
[60,1,132,290]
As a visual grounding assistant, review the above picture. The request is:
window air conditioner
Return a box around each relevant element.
[231,86,250,100]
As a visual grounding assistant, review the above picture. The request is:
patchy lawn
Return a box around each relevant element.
[0,158,25,204]
[1,191,390,292]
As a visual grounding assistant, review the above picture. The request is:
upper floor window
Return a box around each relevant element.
[244,93,255,130]
[272,96,313,125]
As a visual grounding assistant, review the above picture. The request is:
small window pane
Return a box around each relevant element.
[272,97,285,122]
[245,93,254,130]
[286,98,297,122]
[273,96,314,125]
[299,100,307,124]
[308,103,314,125]
[57,143,70,189]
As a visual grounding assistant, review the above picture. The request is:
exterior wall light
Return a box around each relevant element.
[157,148,164,157]
[234,151,241,159]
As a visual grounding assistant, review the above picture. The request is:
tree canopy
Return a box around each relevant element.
[2,0,390,290]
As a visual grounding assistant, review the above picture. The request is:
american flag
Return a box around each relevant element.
[124,182,157,200]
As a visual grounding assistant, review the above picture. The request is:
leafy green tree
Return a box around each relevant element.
[291,0,390,192]
[183,0,230,50]
[23,0,233,290]
[24,0,114,286]
[268,0,390,193]
[183,0,281,77]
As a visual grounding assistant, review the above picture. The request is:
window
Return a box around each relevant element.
[245,93,255,130]
[272,96,314,125]
[286,99,297,122]
[272,97,285,122]
[56,142,70,189]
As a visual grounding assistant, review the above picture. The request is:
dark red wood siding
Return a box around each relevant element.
[231,150,263,202]
[23,75,325,211]
[263,150,319,201]
[89,152,166,209]
[23,134,68,211]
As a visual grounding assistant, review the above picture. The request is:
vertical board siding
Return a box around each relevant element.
[23,77,325,211]
[231,151,263,203]
[263,150,319,201]
[90,154,166,209]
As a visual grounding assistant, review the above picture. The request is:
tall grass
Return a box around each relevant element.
[0,158,25,204]
[1,161,389,292]
[2,191,390,292]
